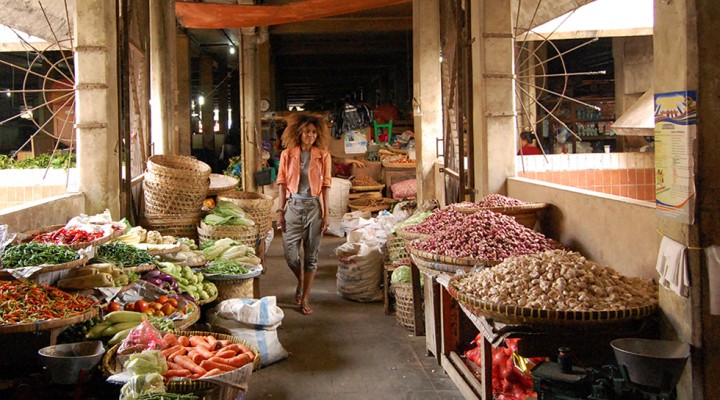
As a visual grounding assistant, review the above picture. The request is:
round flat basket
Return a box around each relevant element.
[447,275,658,328]
[350,184,385,192]
[407,243,499,274]
[197,221,258,248]
[455,202,548,230]
[216,191,274,236]
[173,303,201,330]
[348,197,394,213]
[0,305,98,334]
[21,225,124,250]
[392,282,416,331]
[101,329,261,393]
[208,173,239,195]
[382,161,416,169]
[123,263,156,274]
[0,254,89,280]
[395,226,431,241]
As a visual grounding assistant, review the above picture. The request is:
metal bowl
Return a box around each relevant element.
[610,338,690,392]
[38,340,105,385]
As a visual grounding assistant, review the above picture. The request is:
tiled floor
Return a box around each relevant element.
[246,233,464,400]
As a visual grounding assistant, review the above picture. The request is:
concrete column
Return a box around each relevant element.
[149,0,177,155]
[471,0,516,196]
[199,55,215,152]
[176,32,191,156]
[74,0,120,216]
[412,0,442,204]
[239,28,260,192]
[697,1,720,397]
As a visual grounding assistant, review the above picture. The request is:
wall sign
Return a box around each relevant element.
[654,90,697,224]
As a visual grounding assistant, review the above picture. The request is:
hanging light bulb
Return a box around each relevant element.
[229,46,236,55]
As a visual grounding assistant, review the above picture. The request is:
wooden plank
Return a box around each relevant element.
[424,274,441,361]
[440,354,482,400]
[410,261,425,336]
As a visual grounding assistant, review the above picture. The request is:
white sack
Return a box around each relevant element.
[326,177,352,237]
[335,241,383,302]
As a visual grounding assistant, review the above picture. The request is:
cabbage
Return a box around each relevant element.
[206,201,255,226]
[124,350,168,375]
[120,372,165,400]
[391,266,412,284]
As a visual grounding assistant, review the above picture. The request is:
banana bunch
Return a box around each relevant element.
[58,263,130,289]
[86,310,146,345]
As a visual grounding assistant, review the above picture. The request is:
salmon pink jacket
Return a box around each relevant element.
[276,146,332,199]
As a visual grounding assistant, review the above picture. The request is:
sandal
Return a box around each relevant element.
[295,287,302,305]
[299,302,313,315]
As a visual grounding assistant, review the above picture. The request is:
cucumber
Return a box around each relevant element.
[108,326,135,345]
[104,310,146,324]
[102,320,141,336]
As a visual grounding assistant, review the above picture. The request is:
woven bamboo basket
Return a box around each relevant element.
[387,235,410,266]
[454,203,549,230]
[447,275,658,328]
[205,276,255,302]
[147,154,212,180]
[392,282,416,331]
[0,254,89,280]
[208,173,240,195]
[140,212,202,241]
[216,191,274,237]
[348,197,394,213]
[197,221,258,248]
[143,178,208,215]
[101,330,260,398]
[20,224,124,250]
[350,184,385,192]
[395,226,431,241]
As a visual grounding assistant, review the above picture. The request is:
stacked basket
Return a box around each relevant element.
[216,191,274,243]
[142,155,211,239]
[392,282,416,331]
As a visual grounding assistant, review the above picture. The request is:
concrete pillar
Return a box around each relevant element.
[74,0,120,216]
[412,0,442,204]
[471,0,516,196]
[199,55,215,152]
[653,0,702,398]
[149,0,177,155]
[697,1,720,397]
[176,32,191,156]
[239,28,260,192]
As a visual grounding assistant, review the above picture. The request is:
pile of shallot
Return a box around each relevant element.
[456,193,531,209]
[411,209,559,260]
[402,207,469,236]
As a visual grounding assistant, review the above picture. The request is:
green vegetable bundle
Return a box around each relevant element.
[203,200,255,226]
[204,259,251,275]
[1,242,79,268]
[95,243,155,267]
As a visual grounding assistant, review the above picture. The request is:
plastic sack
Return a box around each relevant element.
[207,297,288,367]
[326,177,351,237]
[340,210,371,235]
[335,241,383,302]
[118,320,166,356]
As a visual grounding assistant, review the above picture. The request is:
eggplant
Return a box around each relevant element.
[143,269,162,280]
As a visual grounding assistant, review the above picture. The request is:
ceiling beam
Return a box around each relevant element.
[270,17,412,34]
[175,0,410,29]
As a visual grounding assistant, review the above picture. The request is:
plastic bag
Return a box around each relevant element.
[118,320,166,356]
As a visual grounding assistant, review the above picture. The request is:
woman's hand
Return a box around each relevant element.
[277,211,286,232]
[321,214,329,233]
[347,158,365,168]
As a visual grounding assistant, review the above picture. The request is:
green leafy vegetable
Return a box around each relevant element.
[2,242,79,268]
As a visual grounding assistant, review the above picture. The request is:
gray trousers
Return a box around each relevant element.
[282,197,322,273]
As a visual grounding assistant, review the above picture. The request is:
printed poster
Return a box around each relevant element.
[654,90,697,224]
[344,129,367,154]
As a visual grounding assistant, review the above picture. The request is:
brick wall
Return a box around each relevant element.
[0,169,78,210]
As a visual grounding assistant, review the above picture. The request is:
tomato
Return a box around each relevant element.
[154,309,165,317]
[135,300,149,313]
[142,308,154,316]
[124,302,135,311]
[107,301,122,312]
[167,298,179,308]
[150,302,163,311]
[157,295,169,304]
[161,303,175,316]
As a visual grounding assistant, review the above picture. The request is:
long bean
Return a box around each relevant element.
[2,242,79,268]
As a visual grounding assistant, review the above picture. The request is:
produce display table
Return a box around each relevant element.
[429,275,657,400]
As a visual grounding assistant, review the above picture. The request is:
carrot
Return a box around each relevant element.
[235,343,252,354]
[244,350,256,361]
[223,344,241,353]
[164,369,191,378]
[187,350,203,364]
[200,359,235,372]
[177,335,190,347]
[205,335,218,349]
[189,335,210,349]
[170,362,188,371]
[215,353,251,368]
[189,373,204,379]
[174,355,207,375]
[214,349,237,359]
[217,339,231,347]
[201,368,225,378]
[163,332,179,346]
[168,347,188,362]
[162,344,184,358]
[194,345,215,360]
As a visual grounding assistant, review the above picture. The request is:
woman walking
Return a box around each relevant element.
[275,113,332,315]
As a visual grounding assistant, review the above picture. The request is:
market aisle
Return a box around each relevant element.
[246,232,464,400]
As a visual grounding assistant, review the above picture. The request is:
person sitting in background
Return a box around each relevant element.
[517,131,543,155]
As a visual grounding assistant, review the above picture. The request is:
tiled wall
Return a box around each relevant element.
[0,169,78,210]
[516,153,655,202]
